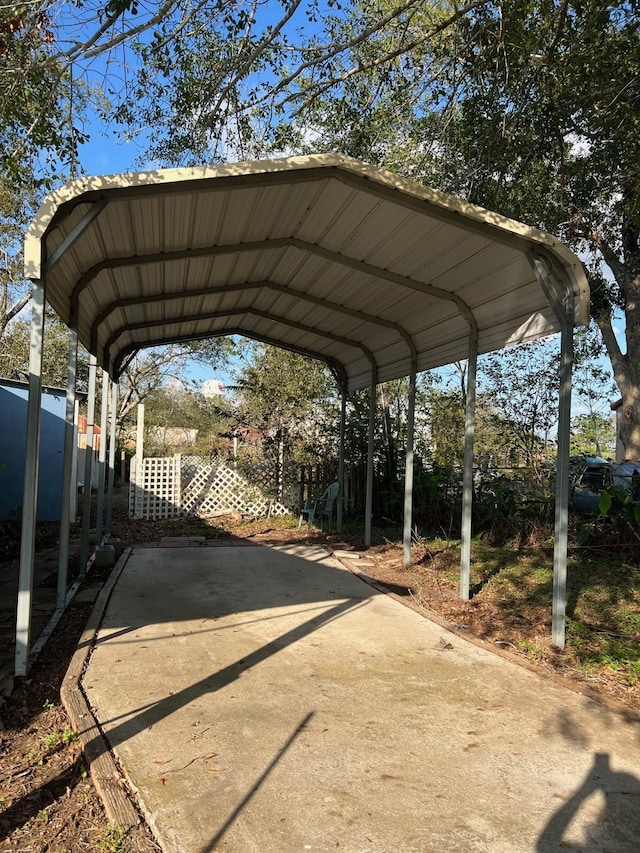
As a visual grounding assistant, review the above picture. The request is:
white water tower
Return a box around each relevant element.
[202,378,225,398]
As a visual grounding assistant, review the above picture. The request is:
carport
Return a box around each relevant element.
[16,154,589,676]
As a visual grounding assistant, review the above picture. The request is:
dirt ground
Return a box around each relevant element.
[1,513,638,851]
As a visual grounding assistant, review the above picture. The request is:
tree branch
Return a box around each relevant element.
[65,0,181,62]
[1,289,32,336]
[595,314,626,391]
[588,227,631,294]
[234,0,492,119]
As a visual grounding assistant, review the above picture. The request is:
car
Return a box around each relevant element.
[569,455,640,513]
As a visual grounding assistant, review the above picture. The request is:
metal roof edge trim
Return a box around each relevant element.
[24,154,589,326]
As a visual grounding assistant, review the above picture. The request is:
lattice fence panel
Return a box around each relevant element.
[180,460,291,517]
[129,455,181,520]
[129,455,296,519]
[236,460,300,509]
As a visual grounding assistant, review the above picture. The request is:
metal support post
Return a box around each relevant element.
[403,369,417,567]
[337,388,346,534]
[460,340,478,600]
[94,369,109,545]
[70,399,80,521]
[552,322,573,647]
[105,380,118,537]
[80,355,97,571]
[528,253,576,648]
[15,279,46,677]
[364,379,376,548]
[57,327,78,610]
[133,403,145,519]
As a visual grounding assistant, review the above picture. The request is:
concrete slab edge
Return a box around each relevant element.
[60,547,143,835]
[330,549,640,724]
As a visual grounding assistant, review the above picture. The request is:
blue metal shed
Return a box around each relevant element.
[0,379,66,521]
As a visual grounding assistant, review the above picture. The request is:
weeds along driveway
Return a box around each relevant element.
[82,542,640,853]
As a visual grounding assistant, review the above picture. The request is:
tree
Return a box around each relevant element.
[0,6,81,186]
[436,0,640,459]
[273,1,640,460]
[117,338,234,435]
[570,413,616,459]
[0,309,89,389]
[0,176,43,342]
[571,324,617,457]
[6,0,639,461]
[234,343,338,496]
[0,0,486,337]
[143,382,233,457]
[0,1,489,178]
[479,341,560,470]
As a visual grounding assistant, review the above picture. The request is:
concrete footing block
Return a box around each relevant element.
[94,545,115,567]
[103,537,124,559]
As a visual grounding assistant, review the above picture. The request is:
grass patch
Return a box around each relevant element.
[464,542,640,687]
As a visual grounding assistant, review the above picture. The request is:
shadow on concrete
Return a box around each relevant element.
[80,542,640,852]
[537,752,640,851]
[87,594,363,746]
[201,711,315,853]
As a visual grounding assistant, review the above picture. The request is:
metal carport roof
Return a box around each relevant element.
[24,153,589,389]
[16,154,590,677]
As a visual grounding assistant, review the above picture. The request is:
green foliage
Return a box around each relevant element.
[28,724,79,766]
[427,386,464,467]
[599,490,613,518]
[235,342,339,465]
[98,826,126,853]
[460,541,640,684]
[277,0,640,456]
[144,382,234,457]
[0,309,90,389]
[570,413,616,458]
[566,620,640,687]
[478,341,560,469]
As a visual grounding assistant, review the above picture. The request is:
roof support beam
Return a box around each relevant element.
[45,200,108,274]
[74,237,474,339]
[106,307,377,381]
[91,278,416,364]
[331,170,551,258]
[113,328,348,390]
[294,241,477,328]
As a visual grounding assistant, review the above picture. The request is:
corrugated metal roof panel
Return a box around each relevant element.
[26,154,589,392]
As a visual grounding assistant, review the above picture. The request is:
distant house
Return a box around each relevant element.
[148,425,199,450]
[76,415,102,489]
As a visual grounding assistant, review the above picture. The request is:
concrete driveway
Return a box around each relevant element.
[82,543,640,852]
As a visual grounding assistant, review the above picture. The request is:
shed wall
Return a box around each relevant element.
[0,381,65,521]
